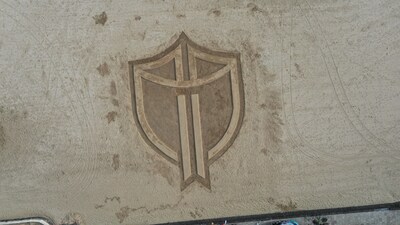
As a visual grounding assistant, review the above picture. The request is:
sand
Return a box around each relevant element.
[0,0,399,224]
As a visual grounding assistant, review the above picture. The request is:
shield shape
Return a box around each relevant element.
[129,32,244,190]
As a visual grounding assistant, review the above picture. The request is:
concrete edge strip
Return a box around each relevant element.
[156,201,400,225]
[0,218,53,225]
[0,202,398,225]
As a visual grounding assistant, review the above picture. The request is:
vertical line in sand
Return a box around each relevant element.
[191,94,206,178]
[178,95,192,180]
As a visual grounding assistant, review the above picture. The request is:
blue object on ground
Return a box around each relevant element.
[278,220,299,225]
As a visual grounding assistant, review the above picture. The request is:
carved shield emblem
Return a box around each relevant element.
[129,32,244,190]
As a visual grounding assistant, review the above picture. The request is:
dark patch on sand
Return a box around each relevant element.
[106,111,118,123]
[111,99,119,107]
[95,204,105,209]
[93,11,107,25]
[276,199,297,211]
[294,63,305,78]
[208,9,221,16]
[112,154,120,170]
[110,81,117,96]
[115,197,183,223]
[0,124,5,148]
[247,3,263,13]
[97,62,110,77]
[105,196,121,204]
[61,213,85,225]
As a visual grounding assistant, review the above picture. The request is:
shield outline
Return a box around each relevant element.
[128,32,245,190]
